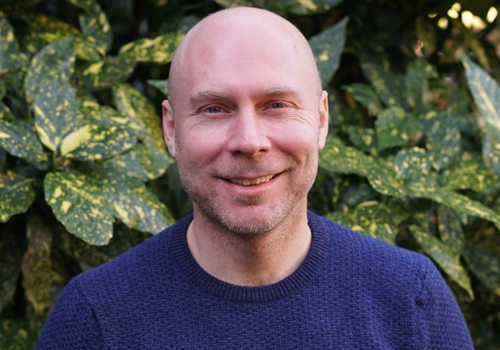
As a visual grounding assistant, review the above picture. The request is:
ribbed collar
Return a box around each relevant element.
[170,211,330,302]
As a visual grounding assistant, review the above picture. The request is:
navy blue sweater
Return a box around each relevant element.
[35,212,474,349]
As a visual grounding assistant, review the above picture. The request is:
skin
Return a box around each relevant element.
[163,7,329,286]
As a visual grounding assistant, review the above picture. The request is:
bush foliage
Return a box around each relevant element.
[1,0,500,348]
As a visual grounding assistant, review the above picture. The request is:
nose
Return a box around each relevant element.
[226,108,271,157]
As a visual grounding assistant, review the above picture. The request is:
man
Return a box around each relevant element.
[35,7,474,349]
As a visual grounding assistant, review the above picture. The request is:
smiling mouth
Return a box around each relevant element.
[227,174,276,186]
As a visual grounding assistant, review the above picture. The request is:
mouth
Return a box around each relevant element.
[226,174,277,186]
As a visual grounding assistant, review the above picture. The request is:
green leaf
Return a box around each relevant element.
[463,246,500,297]
[24,38,84,152]
[59,122,136,161]
[0,12,24,74]
[288,0,343,15]
[0,319,38,350]
[344,125,376,153]
[0,225,23,314]
[442,153,500,192]
[108,177,174,234]
[309,17,348,88]
[44,171,114,245]
[119,32,184,63]
[80,55,136,88]
[375,106,420,150]
[361,61,407,109]
[0,101,14,120]
[342,83,382,115]
[422,111,461,171]
[437,206,465,255]
[462,55,500,173]
[147,79,168,96]
[0,81,6,100]
[212,0,254,8]
[74,0,113,56]
[113,83,170,177]
[327,200,397,243]
[21,213,62,315]
[408,225,473,299]
[0,172,35,223]
[405,58,437,111]
[394,147,431,181]
[0,117,48,166]
[415,17,436,56]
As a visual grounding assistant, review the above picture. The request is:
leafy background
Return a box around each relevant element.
[1,0,500,348]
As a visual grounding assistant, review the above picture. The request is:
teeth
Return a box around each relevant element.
[230,174,274,186]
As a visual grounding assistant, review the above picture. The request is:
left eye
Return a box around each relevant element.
[270,102,286,109]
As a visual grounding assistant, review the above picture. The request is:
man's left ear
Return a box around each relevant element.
[162,100,177,158]
[318,90,329,150]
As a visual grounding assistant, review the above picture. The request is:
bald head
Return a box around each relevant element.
[167,7,321,112]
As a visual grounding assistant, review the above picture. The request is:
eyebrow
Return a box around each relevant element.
[189,86,302,106]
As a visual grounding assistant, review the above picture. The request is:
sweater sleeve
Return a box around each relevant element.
[34,277,104,350]
[415,257,474,350]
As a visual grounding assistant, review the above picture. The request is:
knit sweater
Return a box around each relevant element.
[35,212,474,349]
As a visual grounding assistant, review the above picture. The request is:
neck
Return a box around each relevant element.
[186,203,311,286]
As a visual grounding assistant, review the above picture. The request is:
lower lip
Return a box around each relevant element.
[220,173,281,197]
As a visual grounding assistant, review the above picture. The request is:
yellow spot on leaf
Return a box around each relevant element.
[60,125,92,155]
[61,200,72,213]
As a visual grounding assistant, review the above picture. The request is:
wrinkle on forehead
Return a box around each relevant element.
[168,7,321,112]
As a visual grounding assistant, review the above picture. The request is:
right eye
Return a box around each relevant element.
[206,106,222,113]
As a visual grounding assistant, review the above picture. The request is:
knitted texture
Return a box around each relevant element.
[35,212,474,349]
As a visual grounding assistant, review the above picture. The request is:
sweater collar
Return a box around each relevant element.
[170,211,330,302]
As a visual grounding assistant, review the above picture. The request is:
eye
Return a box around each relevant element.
[270,102,286,109]
[206,106,222,113]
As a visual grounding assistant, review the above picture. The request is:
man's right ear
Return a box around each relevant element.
[162,100,176,158]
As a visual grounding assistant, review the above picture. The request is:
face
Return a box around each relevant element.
[163,21,328,236]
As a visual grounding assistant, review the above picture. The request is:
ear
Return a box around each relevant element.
[318,90,329,150]
[162,100,177,158]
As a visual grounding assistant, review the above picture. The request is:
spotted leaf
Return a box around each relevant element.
[80,55,136,88]
[361,61,407,109]
[212,0,253,7]
[409,225,473,299]
[0,172,35,223]
[344,126,376,153]
[342,83,382,115]
[73,0,113,56]
[0,12,24,74]
[375,106,420,150]
[394,147,431,181]
[113,83,170,177]
[44,171,114,245]
[0,226,23,314]
[463,55,500,174]
[288,0,343,15]
[59,122,136,161]
[0,318,37,350]
[463,246,500,297]
[119,32,184,64]
[421,111,461,171]
[25,38,84,152]
[309,17,348,88]
[21,214,62,315]
[405,58,437,111]
[327,200,397,243]
[108,177,174,234]
[0,117,48,166]
[437,206,465,255]
[147,79,168,97]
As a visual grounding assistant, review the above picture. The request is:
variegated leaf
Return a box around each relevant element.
[108,177,174,234]
[409,225,473,299]
[119,33,184,64]
[289,0,343,15]
[442,152,500,192]
[342,83,382,115]
[309,17,348,88]
[0,225,23,313]
[113,83,170,177]
[74,0,113,56]
[59,122,136,161]
[375,106,420,150]
[327,200,397,243]
[44,171,114,245]
[394,147,431,181]
[0,117,48,165]
[0,12,24,73]
[147,79,168,96]
[405,58,437,111]
[421,111,461,171]
[344,126,376,153]
[21,213,62,315]
[80,55,136,88]
[0,172,35,223]
[437,206,465,255]
[0,319,37,350]
[463,55,500,174]
[24,38,84,152]
[361,61,407,109]
[0,102,14,120]
[463,246,500,297]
